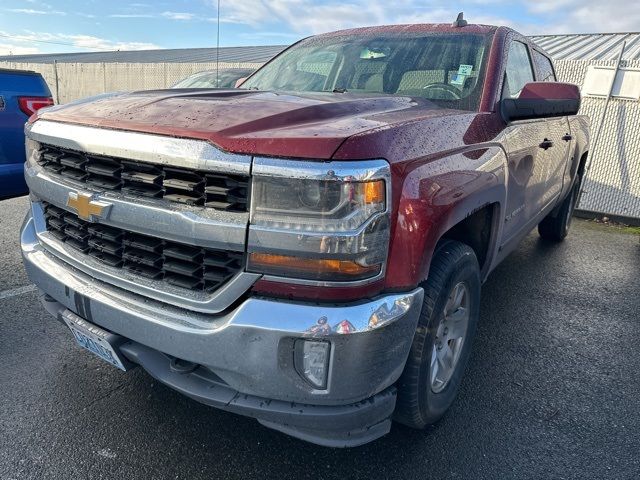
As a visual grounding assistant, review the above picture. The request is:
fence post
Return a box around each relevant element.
[102,62,107,93]
[53,60,60,104]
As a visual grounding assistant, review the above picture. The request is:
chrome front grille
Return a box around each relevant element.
[38,144,249,212]
[42,202,244,293]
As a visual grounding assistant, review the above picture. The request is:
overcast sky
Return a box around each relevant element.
[1,0,639,55]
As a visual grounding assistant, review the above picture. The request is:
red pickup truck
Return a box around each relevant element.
[21,20,590,447]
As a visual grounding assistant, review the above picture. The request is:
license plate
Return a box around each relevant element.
[62,311,128,371]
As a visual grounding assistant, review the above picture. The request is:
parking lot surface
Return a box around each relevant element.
[1,194,639,479]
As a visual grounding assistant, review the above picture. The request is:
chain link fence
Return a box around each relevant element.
[556,59,640,220]
[0,61,262,103]
[1,57,638,220]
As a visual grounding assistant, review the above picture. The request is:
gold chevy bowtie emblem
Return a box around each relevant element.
[67,192,111,222]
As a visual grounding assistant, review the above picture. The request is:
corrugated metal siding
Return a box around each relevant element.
[0,45,288,64]
[4,32,640,64]
[530,33,640,61]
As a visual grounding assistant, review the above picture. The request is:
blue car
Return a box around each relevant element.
[0,68,53,199]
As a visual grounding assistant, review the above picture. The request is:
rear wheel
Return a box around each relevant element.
[394,240,480,428]
[538,176,581,241]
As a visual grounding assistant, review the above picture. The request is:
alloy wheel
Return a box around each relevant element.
[430,281,470,393]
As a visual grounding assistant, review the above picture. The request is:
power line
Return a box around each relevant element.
[0,32,111,51]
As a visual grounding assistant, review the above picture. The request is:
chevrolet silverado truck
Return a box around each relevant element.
[0,68,53,199]
[21,20,590,447]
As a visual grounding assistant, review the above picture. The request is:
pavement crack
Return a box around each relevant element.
[82,382,127,411]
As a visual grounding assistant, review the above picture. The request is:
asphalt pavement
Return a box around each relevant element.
[1,194,639,480]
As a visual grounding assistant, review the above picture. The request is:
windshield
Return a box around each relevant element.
[242,33,492,111]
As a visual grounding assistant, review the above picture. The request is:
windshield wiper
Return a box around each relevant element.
[332,88,348,93]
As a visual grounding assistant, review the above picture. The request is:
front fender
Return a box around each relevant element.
[384,145,507,290]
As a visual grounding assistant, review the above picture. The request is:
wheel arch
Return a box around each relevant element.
[405,186,505,288]
[384,146,508,290]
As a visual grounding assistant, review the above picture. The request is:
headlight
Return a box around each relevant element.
[251,176,385,231]
[247,158,391,284]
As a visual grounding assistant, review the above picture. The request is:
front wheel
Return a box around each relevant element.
[538,176,581,241]
[394,240,481,429]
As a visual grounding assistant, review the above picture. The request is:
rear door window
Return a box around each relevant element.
[532,50,557,82]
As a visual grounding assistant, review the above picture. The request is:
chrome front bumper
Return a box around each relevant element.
[21,210,423,444]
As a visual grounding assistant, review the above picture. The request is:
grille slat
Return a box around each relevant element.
[66,238,90,253]
[60,155,86,169]
[123,234,163,253]
[163,259,203,276]
[85,157,122,176]
[122,183,165,198]
[203,269,233,283]
[88,237,123,256]
[64,225,89,243]
[123,249,164,268]
[163,191,206,205]
[204,173,249,211]
[61,168,89,182]
[85,156,124,190]
[37,145,249,212]
[87,224,123,243]
[47,217,66,231]
[125,263,164,280]
[89,250,124,268]
[121,166,163,185]
[164,245,203,263]
[42,203,243,293]
[86,175,124,190]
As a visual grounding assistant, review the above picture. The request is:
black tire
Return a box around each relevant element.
[538,176,581,241]
[394,240,481,429]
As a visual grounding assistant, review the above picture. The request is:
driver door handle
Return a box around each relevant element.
[539,139,554,150]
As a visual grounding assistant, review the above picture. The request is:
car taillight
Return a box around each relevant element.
[18,96,54,117]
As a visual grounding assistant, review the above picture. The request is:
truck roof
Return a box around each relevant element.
[315,23,499,38]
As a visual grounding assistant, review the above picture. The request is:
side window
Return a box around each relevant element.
[532,50,556,82]
[503,41,534,99]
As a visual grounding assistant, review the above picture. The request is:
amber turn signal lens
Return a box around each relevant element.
[248,253,380,281]
[363,180,385,204]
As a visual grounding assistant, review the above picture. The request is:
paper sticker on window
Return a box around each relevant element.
[458,64,473,76]
[451,74,465,86]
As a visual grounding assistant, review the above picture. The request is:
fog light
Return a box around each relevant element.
[295,340,330,389]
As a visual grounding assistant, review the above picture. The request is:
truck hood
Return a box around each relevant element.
[37,89,469,159]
